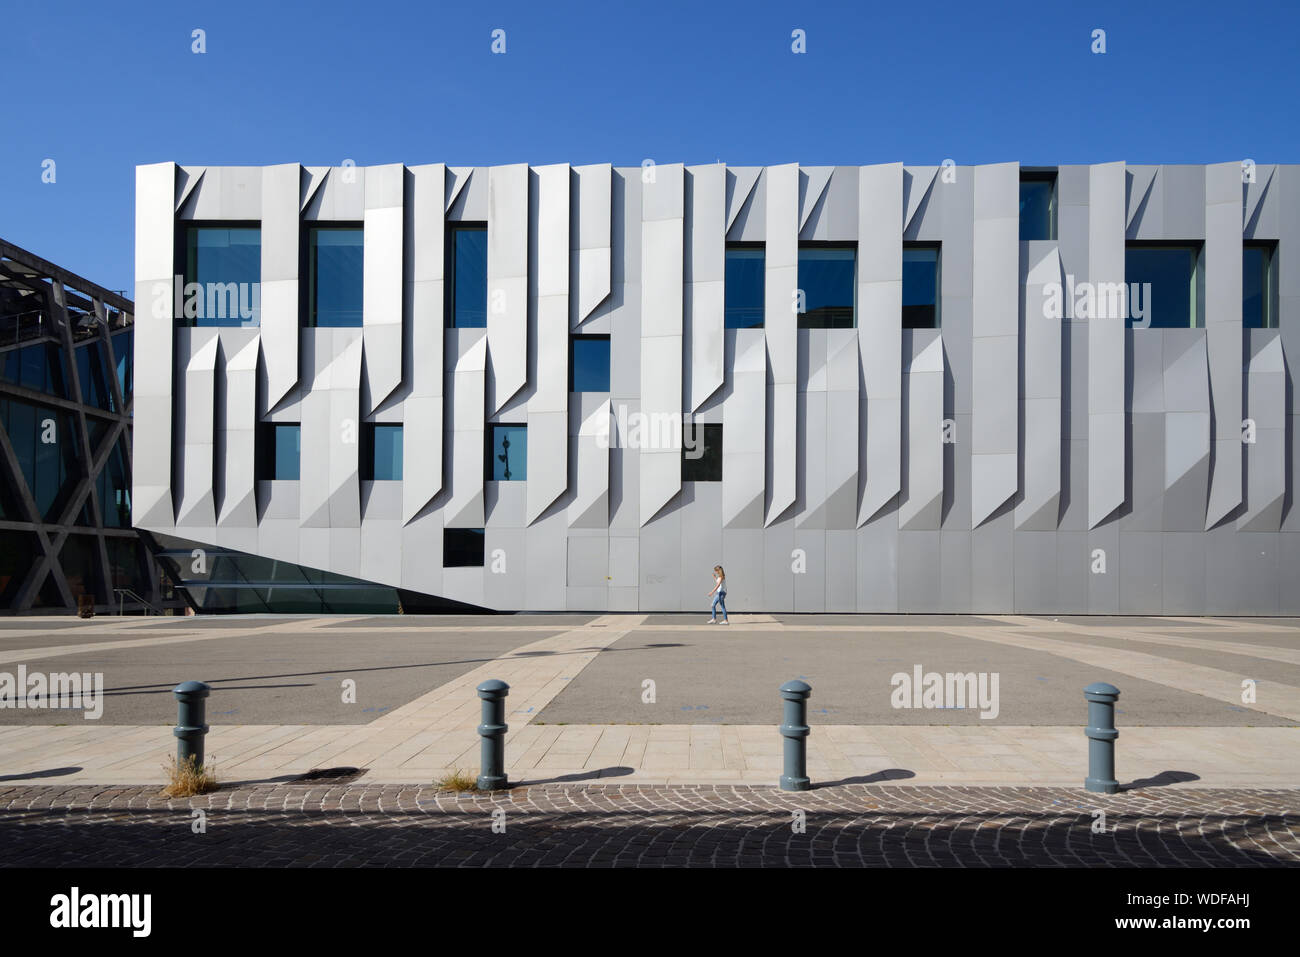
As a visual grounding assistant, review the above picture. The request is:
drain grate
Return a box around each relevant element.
[294,767,367,784]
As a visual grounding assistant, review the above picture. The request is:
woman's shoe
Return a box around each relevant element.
[707,618,716,623]
[720,619,729,625]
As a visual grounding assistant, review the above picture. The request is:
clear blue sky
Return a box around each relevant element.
[3,0,1297,294]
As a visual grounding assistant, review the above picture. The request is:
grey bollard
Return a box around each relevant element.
[476,679,509,790]
[779,679,812,791]
[1084,681,1120,794]
[173,680,210,768]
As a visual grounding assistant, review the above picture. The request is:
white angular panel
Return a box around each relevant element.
[403,164,446,523]
[1239,336,1286,530]
[218,332,259,527]
[1016,243,1063,529]
[572,163,612,326]
[260,164,300,411]
[1088,161,1127,528]
[723,329,766,527]
[639,163,684,526]
[363,164,405,411]
[528,164,570,523]
[133,162,177,529]
[857,163,903,525]
[446,331,487,528]
[299,330,363,529]
[176,330,219,528]
[687,164,725,411]
[726,167,762,233]
[899,336,944,528]
[570,397,610,527]
[798,167,834,232]
[1204,161,1244,528]
[488,164,530,412]
[765,162,799,525]
[971,162,1019,527]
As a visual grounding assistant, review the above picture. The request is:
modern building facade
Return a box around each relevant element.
[0,239,169,614]
[134,162,1299,614]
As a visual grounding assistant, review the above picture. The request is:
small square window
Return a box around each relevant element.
[361,424,403,481]
[1125,244,1202,328]
[903,245,940,328]
[180,225,261,327]
[486,424,527,481]
[725,245,765,328]
[682,423,722,482]
[1243,242,1277,329]
[570,336,610,392]
[446,224,487,328]
[797,247,855,328]
[1019,173,1057,241]
[256,423,300,481]
[443,528,485,567]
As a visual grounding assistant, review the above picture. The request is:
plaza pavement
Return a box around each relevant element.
[0,612,1296,790]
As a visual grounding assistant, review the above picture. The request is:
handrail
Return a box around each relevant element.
[114,587,160,616]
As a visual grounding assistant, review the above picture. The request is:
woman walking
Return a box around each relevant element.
[707,565,728,624]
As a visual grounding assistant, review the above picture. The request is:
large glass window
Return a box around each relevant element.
[486,424,527,481]
[443,528,486,567]
[797,247,855,328]
[0,398,81,521]
[903,245,940,328]
[1019,174,1057,241]
[1125,244,1201,328]
[256,423,300,481]
[1243,242,1277,329]
[682,423,722,482]
[1,342,68,398]
[96,438,132,528]
[570,336,610,392]
[307,226,364,327]
[725,246,765,328]
[362,424,403,481]
[182,226,261,326]
[447,224,488,328]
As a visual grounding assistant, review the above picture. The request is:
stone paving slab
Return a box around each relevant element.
[0,784,1294,867]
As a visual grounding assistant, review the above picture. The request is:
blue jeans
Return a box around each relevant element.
[711,590,727,620]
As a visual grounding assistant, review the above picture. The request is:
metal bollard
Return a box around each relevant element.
[1084,681,1120,794]
[173,681,211,768]
[476,679,509,790]
[779,679,812,792]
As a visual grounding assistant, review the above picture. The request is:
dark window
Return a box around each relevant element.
[443,528,486,567]
[1019,173,1057,241]
[181,226,261,326]
[1125,244,1201,328]
[256,423,300,480]
[682,423,722,482]
[1243,242,1277,329]
[725,245,765,328]
[307,226,364,327]
[797,247,855,328]
[486,424,527,481]
[447,224,487,328]
[570,336,610,392]
[95,437,132,528]
[903,245,940,328]
[362,424,403,481]
[0,398,81,521]
[111,330,133,404]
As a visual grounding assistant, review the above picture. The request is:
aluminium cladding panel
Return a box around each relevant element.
[403,164,446,524]
[765,163,799,526]
[362,163,406,411]
[857,163,903,526]
[722,328,766,528]
[639,162,684,527]
[1161,331,1211,531]
[445,330,488,528]
[527,164,571,524]
[174,329,219,529]
[133,162,177,529]
[572,163,612,328]
[1017,242,1063,530]
[898,333,944,529]
[1088,161,1127,528]
[686,164,725,413]
[216,330,260,530]
[1239,334,1287,530]
[823,329,859,529]
[569,394,610,528]
[488,164,530,413]
[298,329,364,531]
[260,164,301,411]
[970,162,1020,529]
[1204,162,1245,528]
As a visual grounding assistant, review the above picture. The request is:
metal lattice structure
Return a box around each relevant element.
[0,239,176,614]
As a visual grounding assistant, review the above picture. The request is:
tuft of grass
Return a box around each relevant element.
[434,769,479,792]
[160,754,218,798]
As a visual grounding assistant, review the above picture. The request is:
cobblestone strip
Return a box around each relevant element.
[0,784,1295,868]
